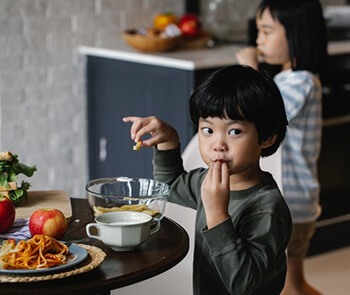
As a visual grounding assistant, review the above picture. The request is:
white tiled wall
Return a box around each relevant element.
[0,0,183,198]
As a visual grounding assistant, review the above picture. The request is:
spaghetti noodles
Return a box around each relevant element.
[0,234,70,270]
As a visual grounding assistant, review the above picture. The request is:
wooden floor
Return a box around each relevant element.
[305,246,350,295]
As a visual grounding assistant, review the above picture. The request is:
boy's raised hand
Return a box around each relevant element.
[201,161,230,229]
[123,116,180,150]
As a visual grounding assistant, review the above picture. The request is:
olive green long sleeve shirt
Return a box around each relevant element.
[153,147,292,295]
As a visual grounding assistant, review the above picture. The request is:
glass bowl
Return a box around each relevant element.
[86,177,170,220]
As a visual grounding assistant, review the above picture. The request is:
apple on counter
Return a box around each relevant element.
[29,208,67,240]
[0,196,15,234]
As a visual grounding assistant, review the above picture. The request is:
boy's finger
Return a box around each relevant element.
[221,162,229,186]
[122,116,141,123]
[212,161,223,183]
[123,116,143,141]
[131,120,146,141]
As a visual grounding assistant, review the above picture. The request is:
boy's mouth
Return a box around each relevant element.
[214,159,228,164]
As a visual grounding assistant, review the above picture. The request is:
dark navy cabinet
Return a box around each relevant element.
[86,56,219,180]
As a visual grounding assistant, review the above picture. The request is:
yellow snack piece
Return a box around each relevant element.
[133,141,142,151]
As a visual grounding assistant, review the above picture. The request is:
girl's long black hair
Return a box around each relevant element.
[258,0,328,75]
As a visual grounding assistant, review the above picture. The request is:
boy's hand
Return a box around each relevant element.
[201,161,230,229]
[123,116,180,150]
[236,47,259,70]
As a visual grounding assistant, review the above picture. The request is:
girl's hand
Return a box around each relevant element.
[236,47,259,70]
[123,116,180,150]
[201,161,230,229]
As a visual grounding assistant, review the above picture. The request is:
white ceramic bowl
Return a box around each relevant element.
[86,177,169,220]
[86,211,160,251]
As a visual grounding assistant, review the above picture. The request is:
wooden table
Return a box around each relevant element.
[0,198,189,295]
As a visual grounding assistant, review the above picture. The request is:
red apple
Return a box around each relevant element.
[0,196,16,234]
[178,14,200,38]
[29,208,67,239]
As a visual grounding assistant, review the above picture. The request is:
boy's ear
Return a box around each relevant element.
[261,134,277,148]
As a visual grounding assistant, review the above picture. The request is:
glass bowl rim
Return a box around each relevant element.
[85,176,170,198]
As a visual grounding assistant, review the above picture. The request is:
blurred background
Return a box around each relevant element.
[0,0,347,197]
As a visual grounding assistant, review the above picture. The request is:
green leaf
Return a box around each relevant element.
[9,189,24,204]
[8,172,18,182]
[0,174,7,187]
[9,182,31,204]
[15,163,37,177]
[20,181,31,192]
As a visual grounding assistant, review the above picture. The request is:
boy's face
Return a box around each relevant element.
[198,116,265,184]
[256,8,291,71]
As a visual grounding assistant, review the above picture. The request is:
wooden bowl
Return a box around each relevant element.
[180,31,211,49]
[122,29,181,52]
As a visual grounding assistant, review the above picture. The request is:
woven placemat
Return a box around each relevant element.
[0,244,106,283]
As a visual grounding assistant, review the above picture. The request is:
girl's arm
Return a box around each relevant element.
[236,47,259,70]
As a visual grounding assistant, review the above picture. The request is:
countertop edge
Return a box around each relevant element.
[79,40,350,70]
[78,46,196,70]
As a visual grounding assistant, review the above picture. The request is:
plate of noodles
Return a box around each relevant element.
[0,235,88,274]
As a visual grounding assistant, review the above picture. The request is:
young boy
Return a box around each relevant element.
[123,65,292,295]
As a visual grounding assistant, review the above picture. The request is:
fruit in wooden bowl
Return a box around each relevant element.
[178,14,201,39]
[180,31,211,49]
[122,27,181,52]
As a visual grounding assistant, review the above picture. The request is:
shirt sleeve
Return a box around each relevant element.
[153,146,205,210]
[202,209,288,294]
[152,145,185,183]
[274,71,314,122]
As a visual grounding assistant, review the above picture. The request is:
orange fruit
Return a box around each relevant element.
[154,13,177,30]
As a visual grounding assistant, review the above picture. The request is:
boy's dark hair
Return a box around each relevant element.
[189,65,287,157]
[258,0,328,75]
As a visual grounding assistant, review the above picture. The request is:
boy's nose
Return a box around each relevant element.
[213,140,227,152]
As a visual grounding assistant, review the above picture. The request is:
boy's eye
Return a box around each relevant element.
[201,127,213,135]
[229,129,241,136]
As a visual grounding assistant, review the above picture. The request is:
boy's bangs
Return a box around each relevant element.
[199,93,248,122]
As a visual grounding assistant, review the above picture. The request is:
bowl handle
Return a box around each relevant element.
[150,218,160,235]
[86,223,102,240]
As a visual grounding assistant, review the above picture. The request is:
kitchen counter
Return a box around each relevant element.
[79,40,350,70]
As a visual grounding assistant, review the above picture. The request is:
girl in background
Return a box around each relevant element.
[236,0,328,294]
